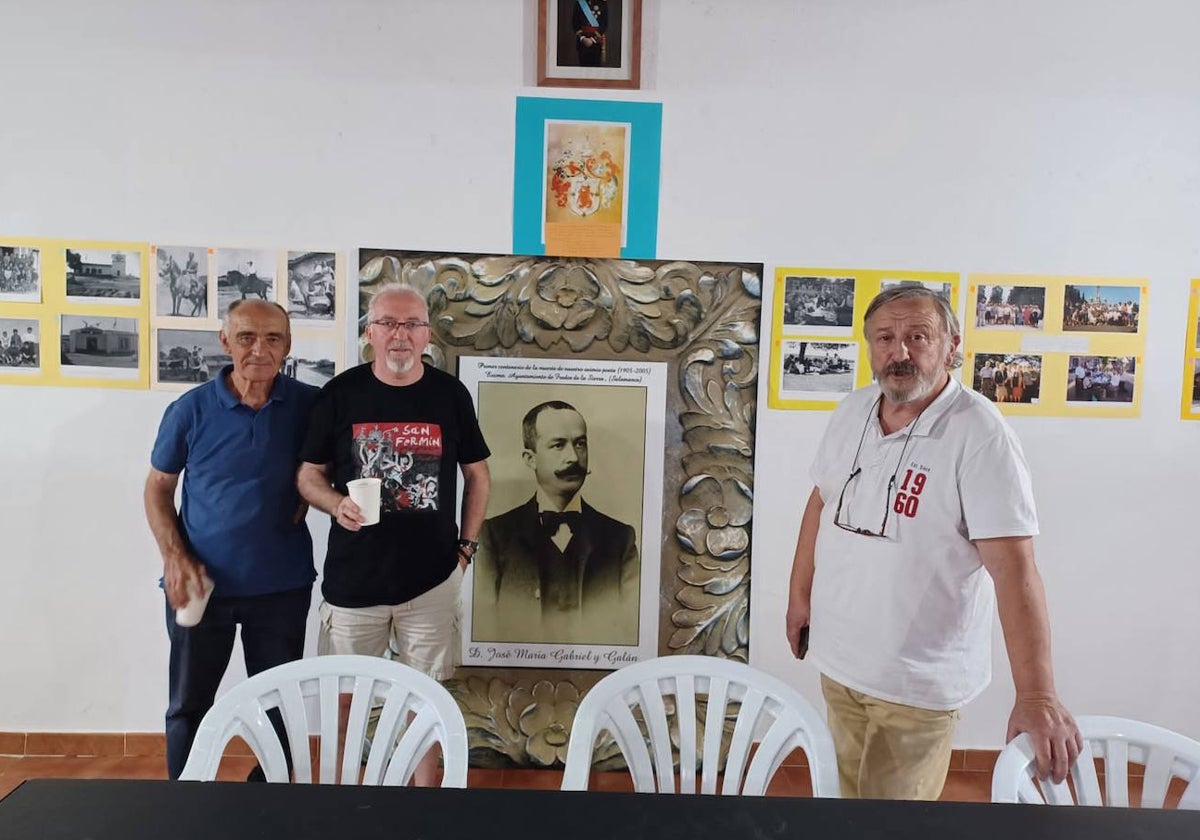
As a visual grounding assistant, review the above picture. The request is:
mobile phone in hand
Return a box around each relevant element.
[795,625,810,659]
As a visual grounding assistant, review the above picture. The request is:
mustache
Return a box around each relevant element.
[555,464,588,479]
[884,362,917,377]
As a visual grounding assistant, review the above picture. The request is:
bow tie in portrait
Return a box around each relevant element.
[541,511,582,533]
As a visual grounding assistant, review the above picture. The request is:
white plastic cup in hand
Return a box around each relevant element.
[347,478,382,526]
[175,572,214,628]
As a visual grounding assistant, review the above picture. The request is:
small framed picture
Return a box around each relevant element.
[538,0,642,89]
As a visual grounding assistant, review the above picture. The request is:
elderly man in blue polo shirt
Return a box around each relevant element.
[144,299,318,779]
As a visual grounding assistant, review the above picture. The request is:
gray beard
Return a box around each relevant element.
[385,355,415,374]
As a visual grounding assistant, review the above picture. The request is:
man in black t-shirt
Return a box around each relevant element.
[297,284,490,786]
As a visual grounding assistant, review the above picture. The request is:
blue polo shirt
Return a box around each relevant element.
[151,366,318,597]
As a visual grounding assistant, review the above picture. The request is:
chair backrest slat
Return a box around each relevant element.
[179,655,467,787]
[992,716,1200,810]
[559,655,840,797]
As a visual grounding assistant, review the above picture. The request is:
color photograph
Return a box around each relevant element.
[65,248,141,303]
[1063,285,1140,332]
[972,353,1042,404]
[1066,356,1136,403]
[538,0,641,89]
[974,285,1045,330]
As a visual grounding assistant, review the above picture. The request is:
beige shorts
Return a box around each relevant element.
[317,566,463,681]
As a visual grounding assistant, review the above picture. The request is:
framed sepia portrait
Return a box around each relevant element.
[537,0,642,89]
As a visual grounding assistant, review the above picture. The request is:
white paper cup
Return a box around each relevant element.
[175,572,214,628]
[347,477,382,526]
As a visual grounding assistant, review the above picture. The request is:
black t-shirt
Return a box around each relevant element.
[300,363,490,608]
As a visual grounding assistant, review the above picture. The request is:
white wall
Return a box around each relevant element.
[1,0,1197,747]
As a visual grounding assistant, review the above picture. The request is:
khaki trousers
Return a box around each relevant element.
[820,674,959,800]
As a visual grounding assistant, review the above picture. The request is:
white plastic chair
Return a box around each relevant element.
[561,655,840,796]
[179,654,468,787]
[991,715,1200,808]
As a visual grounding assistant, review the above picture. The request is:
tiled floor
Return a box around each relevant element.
[0,755,994,801]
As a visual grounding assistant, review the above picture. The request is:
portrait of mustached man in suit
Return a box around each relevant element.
[473,400,639,645]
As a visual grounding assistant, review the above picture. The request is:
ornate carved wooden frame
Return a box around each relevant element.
[357,250,762,768]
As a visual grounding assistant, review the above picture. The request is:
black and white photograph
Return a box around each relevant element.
[216,248,275,320]
[60,315,139,378]
[881,278,955,303]
[156,329,227,385]
[1066,356,1136,403]
[457,356,666,669]
[1063,285,1141,333]
[0,318,40,372]
[286,251,336,323]
[0,246,41,303]
[779,340,857,399]
[155,246,208,318]
[974,285,1046,330]
[972,353,1042,404]
[65,249,141,303]
[539,0,641,89]
[281,333,337,387]
[782,276,855,330]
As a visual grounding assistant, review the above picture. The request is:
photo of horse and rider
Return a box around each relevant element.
[155,246,209,318]
[215,248,274,319]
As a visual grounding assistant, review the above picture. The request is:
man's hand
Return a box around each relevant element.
[163,553,207,610]
[785,591,811,658]
[334,495,366,531]
[1006,692,1083,784]
[292,500,309,524]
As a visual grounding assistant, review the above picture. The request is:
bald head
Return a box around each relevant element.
[368,284,428,322]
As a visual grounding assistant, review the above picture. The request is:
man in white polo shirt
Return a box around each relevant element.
[785,285,1080,800]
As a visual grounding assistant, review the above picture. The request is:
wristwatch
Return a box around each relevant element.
[457,538,479,562]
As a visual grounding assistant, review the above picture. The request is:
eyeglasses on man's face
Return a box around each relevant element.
[369,319,430,334]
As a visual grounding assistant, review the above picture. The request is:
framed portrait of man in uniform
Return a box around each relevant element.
[537,0,643,89]
[457,356,666,669]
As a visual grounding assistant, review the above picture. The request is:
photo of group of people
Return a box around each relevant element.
[0,246,40,302]
[1063,285,1140,333]
[779,340,856,396]
[972,354,1042,404]
[157,329,227,383]
[0,318,39,371]
[880,278,954,302]
[1067,356,1135,403]
[975,285,1045,330]
[781,276,855,329]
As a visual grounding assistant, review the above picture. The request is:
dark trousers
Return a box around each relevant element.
[165,586,312,779]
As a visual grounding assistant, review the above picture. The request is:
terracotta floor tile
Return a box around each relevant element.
[25,733,124,757]
[940,770,991,802]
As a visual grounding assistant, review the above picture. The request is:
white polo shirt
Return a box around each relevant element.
[808,378,1038,711]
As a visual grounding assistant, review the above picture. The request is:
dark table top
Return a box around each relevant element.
[1,778,1197,840]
